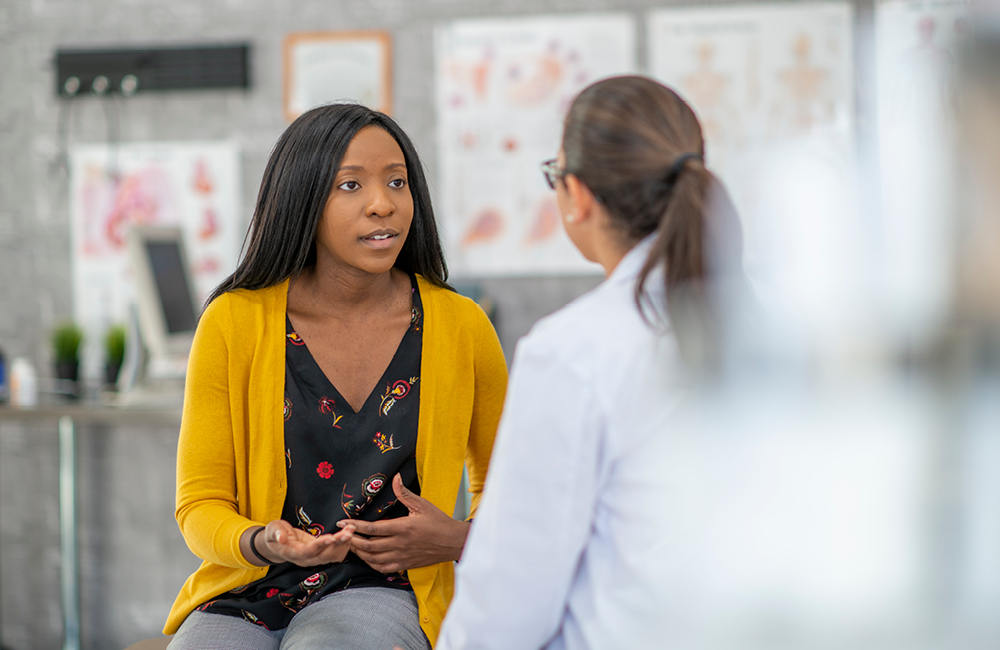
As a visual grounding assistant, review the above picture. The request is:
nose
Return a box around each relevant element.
[366,184,395,219]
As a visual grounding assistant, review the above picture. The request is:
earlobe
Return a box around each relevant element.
[564,174,594,224]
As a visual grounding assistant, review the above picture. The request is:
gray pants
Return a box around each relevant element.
[168,587,431,650]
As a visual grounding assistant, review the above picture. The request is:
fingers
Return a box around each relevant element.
[338,517,406,537]
[392,474,425,512]
[267,523,355,567]
[353,547,403,574]
[348,532,398,554]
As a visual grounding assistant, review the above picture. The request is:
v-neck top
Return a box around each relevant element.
[197,275,424,630]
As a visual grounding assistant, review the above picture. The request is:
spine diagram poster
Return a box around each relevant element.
[436,14,636,276]
[876,0,972,334]
[69,141,241,373]
[647,2,855,295]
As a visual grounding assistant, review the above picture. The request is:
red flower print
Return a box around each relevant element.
[363,474,386,497]
[287,331,305,346]
[379,377,418,416]
[316,461,334,479]
[283,397,292,421]
[266,588,279,598]
[390,380,411,399]
[318,396,344,428]
[296,506,324,536]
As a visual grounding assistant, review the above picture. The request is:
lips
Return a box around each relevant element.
[361,229,397,241]
[360,229,400,249]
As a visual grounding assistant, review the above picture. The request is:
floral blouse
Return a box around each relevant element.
[198,275,424,630]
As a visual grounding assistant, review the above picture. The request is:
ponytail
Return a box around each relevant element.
[636,164,743,364]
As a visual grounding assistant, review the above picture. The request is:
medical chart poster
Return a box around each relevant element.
[436,14,637,276]
[876,0,972,334]
[69,141,241,372]
[647,3,856,284]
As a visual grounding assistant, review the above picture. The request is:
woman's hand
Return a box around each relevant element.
[340,474,471,574]
[242,520,355,568]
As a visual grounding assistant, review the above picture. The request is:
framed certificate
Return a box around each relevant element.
[284,31,392,121]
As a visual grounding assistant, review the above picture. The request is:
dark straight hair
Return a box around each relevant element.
[561,75,744,353]
[207,103,450,305]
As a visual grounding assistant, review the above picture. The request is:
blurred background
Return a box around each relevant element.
[0,0,998,648]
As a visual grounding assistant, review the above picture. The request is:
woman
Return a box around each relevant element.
[436,76,744,649]
[164,104,507,649]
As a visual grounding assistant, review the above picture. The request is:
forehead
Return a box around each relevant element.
[339,125,406,167]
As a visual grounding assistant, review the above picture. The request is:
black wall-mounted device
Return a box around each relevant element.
[55,44,251,97]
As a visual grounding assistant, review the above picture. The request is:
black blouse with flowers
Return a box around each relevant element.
[198,275,424,631]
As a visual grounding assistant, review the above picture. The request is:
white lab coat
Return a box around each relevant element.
[438,237,689,649]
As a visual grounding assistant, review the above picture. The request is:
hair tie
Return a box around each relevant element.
[665,152,703,183]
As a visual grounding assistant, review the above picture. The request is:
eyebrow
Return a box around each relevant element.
[337,162,407,172]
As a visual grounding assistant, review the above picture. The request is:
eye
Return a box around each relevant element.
[388,178,407,189]
[338,180,360,191]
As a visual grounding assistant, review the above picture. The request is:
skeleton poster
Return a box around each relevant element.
[647,3,855,292]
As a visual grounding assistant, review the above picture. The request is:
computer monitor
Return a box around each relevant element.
[125,225,200,377]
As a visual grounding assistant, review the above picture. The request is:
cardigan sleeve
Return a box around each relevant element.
[174,296,259,569]
[464,304,508,519]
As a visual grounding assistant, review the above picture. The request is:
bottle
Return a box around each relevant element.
[10,357,38,407]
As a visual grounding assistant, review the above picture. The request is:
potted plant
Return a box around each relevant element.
[104,324,126,388]
[51,321,84,392]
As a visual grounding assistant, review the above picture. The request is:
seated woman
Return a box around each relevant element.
[437,75,746,649]
[164,104,507,650]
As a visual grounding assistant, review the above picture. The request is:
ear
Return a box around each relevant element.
[563,174,599,224]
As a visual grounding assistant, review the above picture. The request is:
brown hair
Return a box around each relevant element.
[562,75,743,355]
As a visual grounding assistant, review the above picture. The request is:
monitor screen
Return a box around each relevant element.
[145,241,198,335]
[126,225,199,369]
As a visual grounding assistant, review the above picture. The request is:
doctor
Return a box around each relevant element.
[436,75,745,649]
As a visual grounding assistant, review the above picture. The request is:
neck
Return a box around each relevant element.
[293,261,400,316]
[590,213,633,276]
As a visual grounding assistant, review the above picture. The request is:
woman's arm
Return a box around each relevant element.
[464,304,508,519]
[174,298,256,568]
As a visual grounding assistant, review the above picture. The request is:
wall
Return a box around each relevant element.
[0,0,872,647]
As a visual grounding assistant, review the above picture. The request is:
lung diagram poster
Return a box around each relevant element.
[436,14,637,276]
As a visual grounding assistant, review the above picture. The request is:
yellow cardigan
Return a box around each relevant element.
[164,275,508,644]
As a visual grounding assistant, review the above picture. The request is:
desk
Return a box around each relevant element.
[0,403,181,650]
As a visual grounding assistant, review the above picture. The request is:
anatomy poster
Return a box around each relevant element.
[876,0,971,332]
[69,141,241,371]
[436,14,636,276]
[647,3,855,285]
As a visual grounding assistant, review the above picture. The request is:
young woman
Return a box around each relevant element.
[436,76,745,649]
[164,104,507,649]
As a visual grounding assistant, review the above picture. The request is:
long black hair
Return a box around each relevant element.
[562,76,744,357]
[207,103,450,305]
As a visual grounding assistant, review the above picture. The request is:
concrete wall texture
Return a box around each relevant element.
[0,0,872,647]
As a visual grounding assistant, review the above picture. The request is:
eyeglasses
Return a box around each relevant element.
[540,158,565,190]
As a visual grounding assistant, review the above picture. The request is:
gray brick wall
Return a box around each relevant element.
[0,0,873,647]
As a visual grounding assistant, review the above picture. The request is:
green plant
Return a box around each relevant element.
[104,324,127,367]
[51,321,84,363]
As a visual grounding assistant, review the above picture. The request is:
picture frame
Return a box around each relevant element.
[283,31,393,121]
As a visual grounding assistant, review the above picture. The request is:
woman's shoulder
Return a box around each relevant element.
[522,279,663,365]
[200,282,288,330]
[416,275,486,321]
